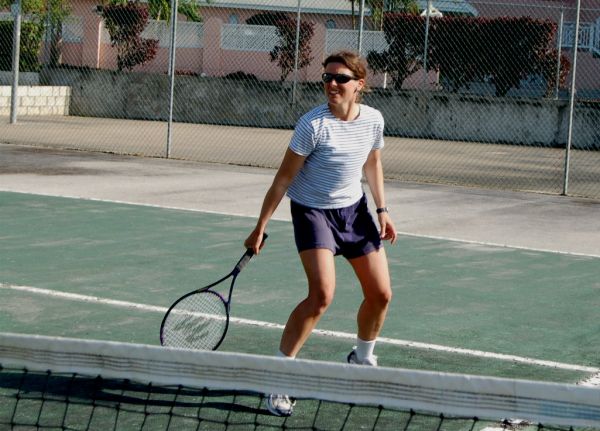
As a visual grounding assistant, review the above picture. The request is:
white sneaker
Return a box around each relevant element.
[266,393,295,416]
[347,348,378,366]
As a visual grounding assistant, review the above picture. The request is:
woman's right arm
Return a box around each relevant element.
[244,148,306,254]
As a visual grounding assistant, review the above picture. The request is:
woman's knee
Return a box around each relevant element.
[306,281,335,314]
[366,284,392,308]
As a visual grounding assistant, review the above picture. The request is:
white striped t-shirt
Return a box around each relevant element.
[287,103,384,209]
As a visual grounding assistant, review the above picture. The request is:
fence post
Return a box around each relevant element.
[562,0,582,196]
[554,7,564,99]
[357,0,365,54]
[43,0,52,64]
[291,0,301,106]
[10,0,21,124]
[166,0,178,158]
[422,0,432,89]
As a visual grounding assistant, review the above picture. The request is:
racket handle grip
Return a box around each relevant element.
[234,233,268,274]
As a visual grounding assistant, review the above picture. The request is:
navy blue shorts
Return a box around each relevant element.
[290,195,382,259]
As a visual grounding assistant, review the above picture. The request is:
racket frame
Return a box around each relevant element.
[159,235,266,350]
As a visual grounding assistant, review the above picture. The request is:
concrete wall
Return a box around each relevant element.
[0,71,40,86]
[41,68,599,150]
[374,92,567,145]
[0,85,70,116]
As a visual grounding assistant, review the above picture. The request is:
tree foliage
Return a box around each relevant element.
[45,0,72,66]
[176,0,202,23]
[102,1,158,71]
[269,17,314,82]
[366,14,423,89]
[0,0,71,68]
[346,0,418,30]
[0,21,44,71]
[368,13,570,96]
[0,0,43,16]
[367,0,419,30]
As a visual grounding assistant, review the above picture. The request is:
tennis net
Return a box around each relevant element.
[1,332,598,431]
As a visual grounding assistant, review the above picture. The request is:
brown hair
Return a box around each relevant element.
[322,50,370,101]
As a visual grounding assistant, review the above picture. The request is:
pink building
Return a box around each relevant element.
[58,0,366,82]
[4,0,598,92]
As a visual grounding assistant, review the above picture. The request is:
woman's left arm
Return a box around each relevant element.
[364,149,397,244]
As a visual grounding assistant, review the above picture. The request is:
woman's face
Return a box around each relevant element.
[322,62,365,106]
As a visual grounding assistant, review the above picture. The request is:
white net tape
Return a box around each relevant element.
[0,332,599,428]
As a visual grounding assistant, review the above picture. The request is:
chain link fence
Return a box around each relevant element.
[1,0,599,198]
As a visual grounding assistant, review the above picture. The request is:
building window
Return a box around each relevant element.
[326,19,336,29]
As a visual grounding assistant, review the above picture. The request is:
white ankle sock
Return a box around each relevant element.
[355,337,376,361]
[276,350,295,359]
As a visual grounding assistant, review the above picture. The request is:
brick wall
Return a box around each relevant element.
[0,86,71,116]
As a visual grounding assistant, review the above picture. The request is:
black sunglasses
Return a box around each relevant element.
[321,73,357,84]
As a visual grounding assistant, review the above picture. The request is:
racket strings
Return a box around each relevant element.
[162,292,228,350]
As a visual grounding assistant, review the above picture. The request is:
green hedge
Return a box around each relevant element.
[0,20,43,72]
[367,14,570,97]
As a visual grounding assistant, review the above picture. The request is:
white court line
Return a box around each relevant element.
[2,282,599,375]
[394,231,600,259]
[578,373,600,387]
[2,189,599,258]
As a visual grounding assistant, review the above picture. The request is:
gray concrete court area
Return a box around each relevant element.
[0,141,598,258]
[1,116,600,199]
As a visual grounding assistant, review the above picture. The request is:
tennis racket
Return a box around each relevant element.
[160,234,267,351]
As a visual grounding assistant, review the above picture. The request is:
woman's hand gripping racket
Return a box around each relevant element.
[160,234,267,351]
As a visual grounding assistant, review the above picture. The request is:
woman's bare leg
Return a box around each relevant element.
[279,248,336,357]
[348,247,392,342]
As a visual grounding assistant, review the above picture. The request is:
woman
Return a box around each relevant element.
[244,50,397,417]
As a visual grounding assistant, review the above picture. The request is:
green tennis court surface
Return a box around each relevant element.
[1,190,598,382]
[1,190,599,430]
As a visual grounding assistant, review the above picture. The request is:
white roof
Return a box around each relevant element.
[196,0,355,15]
[416,0,478,16]
[196,0,478,17]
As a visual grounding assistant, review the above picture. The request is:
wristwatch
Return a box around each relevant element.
[376,207,388,214]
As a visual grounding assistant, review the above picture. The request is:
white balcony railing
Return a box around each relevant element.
[326,29,388,55]
[595,18,600,56]
[221,24,278,52]
[562,21,599,55]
